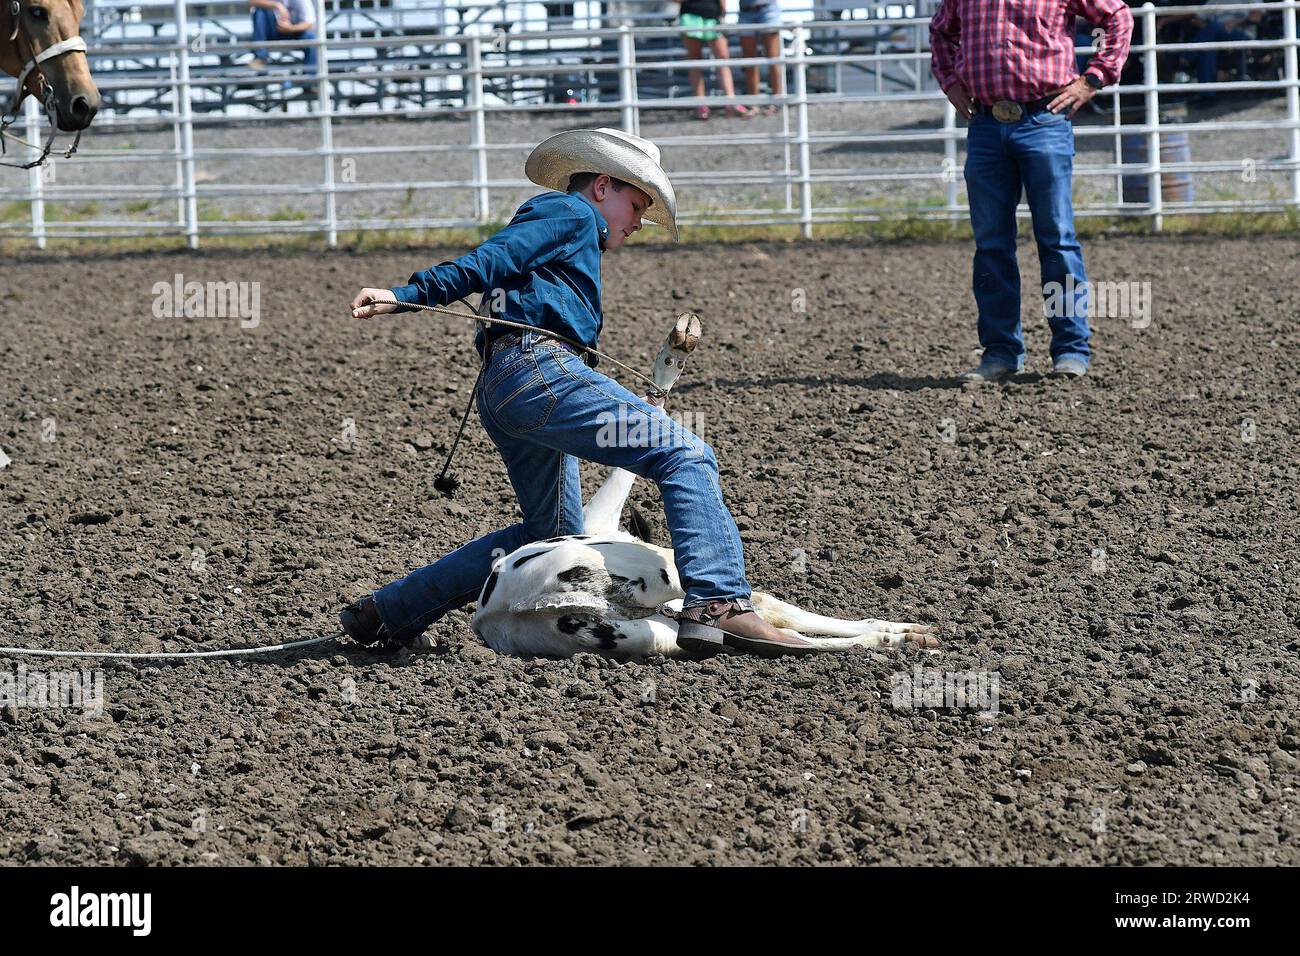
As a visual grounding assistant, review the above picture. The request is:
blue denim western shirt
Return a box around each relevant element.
[389,190,609,360]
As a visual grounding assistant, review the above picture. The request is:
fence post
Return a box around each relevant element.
[173,0,199,249]
[942,99,958,221]
[315,0,336,247]
[782,96,794,213]
[467,35,490,226]
[169,57,186,231]
[618,23,639,136]
[1141,2,1162,232]
[1284,0,1300,209]
[792,26,812,239]
[24,97,45,249]
[1111,88,1123,208]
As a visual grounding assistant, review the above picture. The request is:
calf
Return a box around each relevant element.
[470,313,938,658]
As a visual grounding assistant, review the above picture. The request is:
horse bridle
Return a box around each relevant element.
[1,0,88,168]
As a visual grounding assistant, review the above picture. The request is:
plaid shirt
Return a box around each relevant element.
[930,0,1134,104]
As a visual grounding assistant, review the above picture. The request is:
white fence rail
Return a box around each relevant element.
[3,1,1298,247]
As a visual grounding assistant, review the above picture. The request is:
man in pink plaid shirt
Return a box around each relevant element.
[930,0,1133,382]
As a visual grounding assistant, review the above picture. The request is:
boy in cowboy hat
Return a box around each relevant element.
[344,128,814,656]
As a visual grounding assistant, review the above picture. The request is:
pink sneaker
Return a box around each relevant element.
[694,105,710,121]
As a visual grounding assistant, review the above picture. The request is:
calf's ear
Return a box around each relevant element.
[625,504,658,545]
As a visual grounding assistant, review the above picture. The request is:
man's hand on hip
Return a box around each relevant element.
[1048,76,1097,118]
[944,81,974,120]
[351,288,399,318]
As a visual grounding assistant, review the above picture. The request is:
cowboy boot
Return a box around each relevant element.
[674,598,819,657]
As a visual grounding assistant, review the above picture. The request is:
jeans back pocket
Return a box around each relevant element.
[483,351,556,435]
[484,348,534,392]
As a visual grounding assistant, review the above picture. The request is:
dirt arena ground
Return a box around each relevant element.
[1,233,1298,865]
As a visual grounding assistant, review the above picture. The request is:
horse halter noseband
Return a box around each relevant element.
[1,0,88,167]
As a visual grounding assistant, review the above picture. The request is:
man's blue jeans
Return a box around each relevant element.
[251,9,318,69]
[372,330,752,642]
[964,107,1090,371]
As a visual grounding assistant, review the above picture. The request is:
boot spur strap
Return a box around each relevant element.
[673,598,754,623]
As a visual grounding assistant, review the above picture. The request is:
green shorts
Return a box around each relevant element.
[681,13,721,42]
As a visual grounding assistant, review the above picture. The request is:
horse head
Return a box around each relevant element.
[2,0,99,131]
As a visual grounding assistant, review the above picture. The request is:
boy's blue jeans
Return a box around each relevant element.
[373,330,752,643]
[251,9,318,69]
[964,107,1090,371]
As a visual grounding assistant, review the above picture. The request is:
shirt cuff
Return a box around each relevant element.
[938,74,962,94]
[389,284,422,313]
[1083,63,1110,86]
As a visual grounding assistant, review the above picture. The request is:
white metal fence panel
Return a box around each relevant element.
[2,1,1297,246]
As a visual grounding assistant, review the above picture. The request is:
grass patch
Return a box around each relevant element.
[40,201,101,222]
[198,201,232,222]
[1,208,1296,256]
[268,207,309,222]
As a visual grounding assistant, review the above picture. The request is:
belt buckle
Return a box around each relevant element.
[991,100,1023,123]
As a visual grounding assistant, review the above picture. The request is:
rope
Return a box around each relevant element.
[0,113,81,169]
[0,631,344,660]
[0,130,54,168]
[433,361,484,497]
[399,301,668,400]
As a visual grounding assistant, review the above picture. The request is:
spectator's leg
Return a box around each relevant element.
[299,28,318,71]
[708,34,737,98]
[740,33,761,97]
[684,35,707,100]
[1160,16,1199,81]
[250,8,276,62]
[1229,27,1250,80]
[1193,18,1229,86]
[963,114,1026,371]
[1015,112,1090,367]
[762,30,785,97]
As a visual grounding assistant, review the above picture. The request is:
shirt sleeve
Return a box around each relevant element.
[929,0,963,92]
[1070,0,1135,87]
[389,201,585,311]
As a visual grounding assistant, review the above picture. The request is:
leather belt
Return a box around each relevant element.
[974,95,1055,122]
[487,330,594,366]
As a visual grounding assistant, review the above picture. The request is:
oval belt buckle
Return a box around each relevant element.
[992,100,1023,123]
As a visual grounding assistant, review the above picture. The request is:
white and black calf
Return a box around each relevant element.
[469,313,939,659]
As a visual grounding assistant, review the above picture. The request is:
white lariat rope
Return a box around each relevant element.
[402,300,671,400]
[0,632,345,660]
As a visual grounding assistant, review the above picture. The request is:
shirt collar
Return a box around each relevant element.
[567,190,610,252]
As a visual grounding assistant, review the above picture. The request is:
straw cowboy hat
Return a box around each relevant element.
[526,128,679,242]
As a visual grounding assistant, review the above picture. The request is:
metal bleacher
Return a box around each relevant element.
[82,1,938,118]
[79,1,688,117]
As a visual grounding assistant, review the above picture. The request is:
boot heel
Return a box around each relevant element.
[675,622,727,655]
